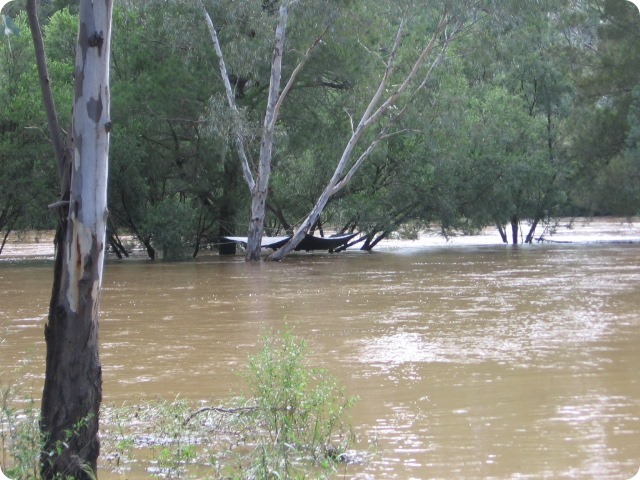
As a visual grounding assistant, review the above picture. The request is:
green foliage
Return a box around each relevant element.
[41,416,98,480]
[143,199,195,261]
[145,399,200,478]
[107,0,228,258]
[42,8,77,64]
[568,0,640,215]
[1,0,638,254]
[1,383,41,479]
[95,331,358,479]
[0,12,61,246]
[239,331,356,479]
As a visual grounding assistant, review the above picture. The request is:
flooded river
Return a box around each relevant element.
[1,219,639,479]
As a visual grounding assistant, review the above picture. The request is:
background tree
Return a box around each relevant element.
[202,0,337,260]
[2,0,637,265]
[109,0,225,260]
[0,10,63,253]
[569,0,640,216]
[268,2,464,260]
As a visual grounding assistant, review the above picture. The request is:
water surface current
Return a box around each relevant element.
[1,220,639,478]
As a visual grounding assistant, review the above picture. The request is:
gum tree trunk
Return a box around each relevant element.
[35,1,113,478]
[202,1,325,260]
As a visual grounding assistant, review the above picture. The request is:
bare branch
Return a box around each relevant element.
[273,24,329,125]
[201,3,255,191]
[267,7,459,261]
[345,108,354,134]
[358,39,387,67]
[361,10,450,130]
[26,0,68,187]
[261,2,288,146]
[357,14,407,130]
[48,200,70,210]
[332,128,406,195]
[183,405,259,425]
[415,19,464,92]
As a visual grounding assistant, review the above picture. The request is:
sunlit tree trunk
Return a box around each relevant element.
[28,0,113,478]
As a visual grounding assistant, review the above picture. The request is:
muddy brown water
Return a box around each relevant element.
[1,220,639,479]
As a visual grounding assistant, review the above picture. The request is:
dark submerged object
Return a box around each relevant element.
[223,233,358,252]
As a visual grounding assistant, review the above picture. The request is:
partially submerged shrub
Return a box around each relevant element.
[3,331,356,479]
[238,331,357,479]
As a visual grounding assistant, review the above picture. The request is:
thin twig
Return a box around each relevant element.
[183,405,259,426]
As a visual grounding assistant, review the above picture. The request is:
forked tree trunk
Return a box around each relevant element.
[36,1,113,478]
[268,11,453,261]
[202,1,326,260]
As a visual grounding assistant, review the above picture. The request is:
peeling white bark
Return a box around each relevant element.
[39,0,113,477]
[202,1,326,260]
[201,4,255,192]
[64,0,111,306]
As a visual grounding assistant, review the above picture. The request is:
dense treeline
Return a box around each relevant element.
[1,0,639,258]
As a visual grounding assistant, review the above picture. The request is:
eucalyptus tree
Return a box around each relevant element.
[205,0,567,257]
[202,0,338,260]
[267,2,473,260]
[325,0,585,247]
[26,0,113,477]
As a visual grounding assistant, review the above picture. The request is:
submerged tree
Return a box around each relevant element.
[202,0,327,260]
[202,1,466,261]
[27,0,113,477]
[268,3,463,260]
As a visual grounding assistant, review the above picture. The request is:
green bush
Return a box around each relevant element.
[144,199,194,261]
[239,331,357,479]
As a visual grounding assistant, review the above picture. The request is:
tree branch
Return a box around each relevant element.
[272,24,329,124]
[331,129,407,195]
[267,7,458,261]
[201,3,255,191]
[26,0,68,190]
